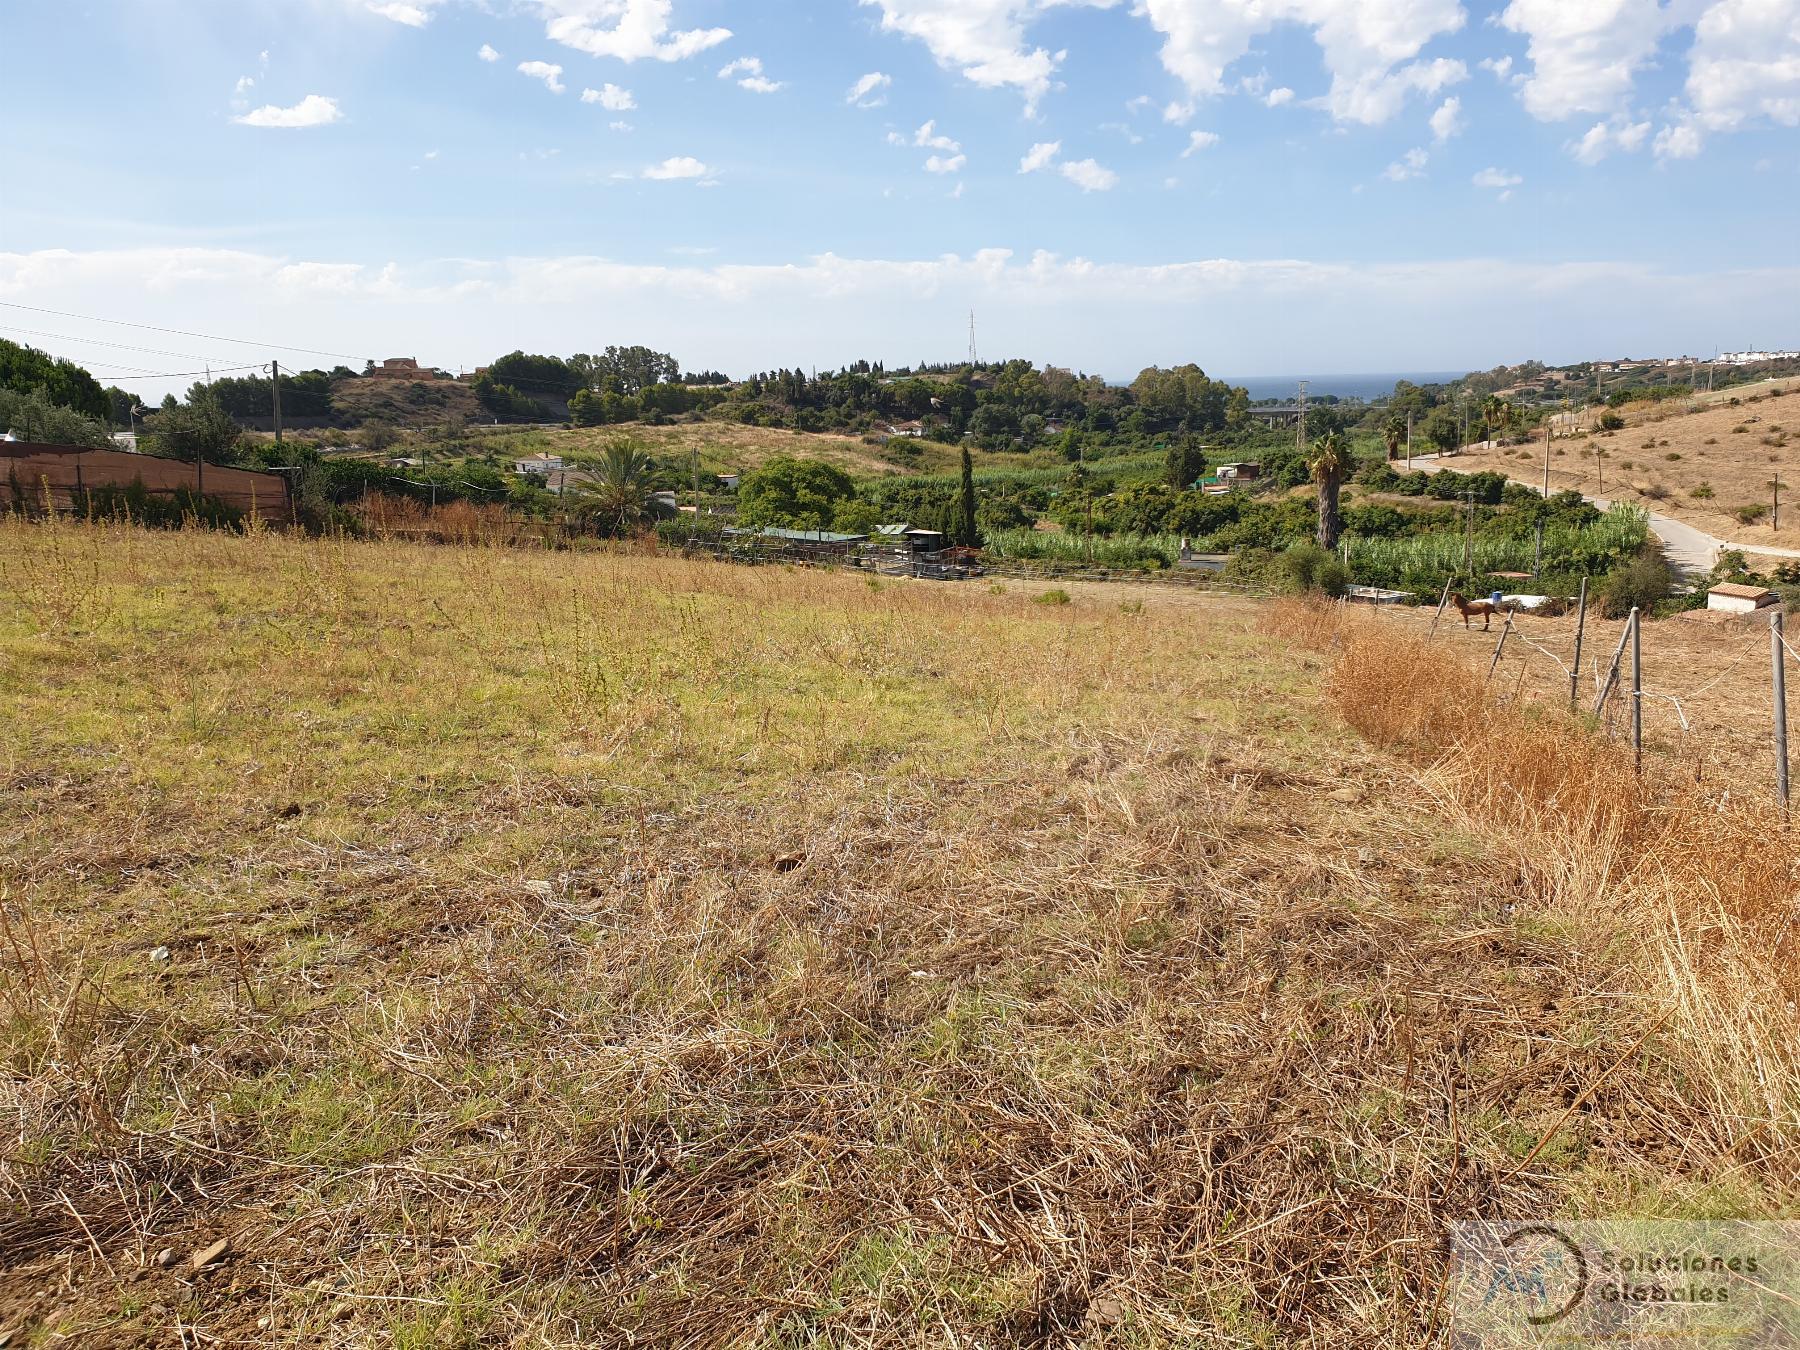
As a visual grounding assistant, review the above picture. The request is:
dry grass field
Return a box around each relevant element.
[3,520,1799,1346]
[1450,377,1800,555]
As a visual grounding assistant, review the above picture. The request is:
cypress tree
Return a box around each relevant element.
[957,445,979,547]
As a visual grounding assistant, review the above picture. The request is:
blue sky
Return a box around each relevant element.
[2,0,1797,394]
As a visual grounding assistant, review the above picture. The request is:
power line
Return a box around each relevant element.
[0,323,232,364]
[0,300,364,363]
[98,363,266,382]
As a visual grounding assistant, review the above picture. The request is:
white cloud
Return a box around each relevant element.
[1060,158,1118,191]
[581,83,636,110]
[1429,95,1464,141]
[611,119,634,131]
[1163,99,1195,124]
[847,71,892,106]
[1479,55,1514,81]
[1265,86,1295,107]
[719,55,785,91]
[925,153,967,173]
[1569,115,1650,163]
[234,75,255,96]
[1100,120,1145,143]
[1498,0,1679,121]
[1136,0,1466,125]
[1014,140,1114,189]
[1654,119,1705,160]
[518,60,566,94]
[539,0,732,63]
[424,148,439,159]
[1473,166,1522,199]
[1181,129,1221,155]
[234,94,343,128]
[911,120,961,151]
[949,181,966,198]
[858,0,1092,111]
[477,43,501,62]
[1383,146,1429,180]
[366,0,441,24]
[643,155,711,179]
[1686,0,1800,131]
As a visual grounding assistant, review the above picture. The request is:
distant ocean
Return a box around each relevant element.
[1223,371,1469,402]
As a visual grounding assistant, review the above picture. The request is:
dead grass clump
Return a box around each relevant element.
[1271,601,1800,1205]
[354,491,529,546]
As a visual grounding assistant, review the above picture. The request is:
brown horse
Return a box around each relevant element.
[1448,592,1505,630]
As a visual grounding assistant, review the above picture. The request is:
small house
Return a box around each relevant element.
[885,421,925,439]
[1216,463,1261,481]
[649,491,679,512]
[717,473,740,491]
[514,453,565,477]
[1707,583,1779,614]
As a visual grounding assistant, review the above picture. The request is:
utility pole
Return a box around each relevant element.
[270,359,284,446]
[1542,422,1552,497]
[1296,380,1308,456]
[1405,411,1413,470]
[1774,612,1790,810]
[1463,490,1475,573]
[968,310,977,368]
[1775,471,1782,531]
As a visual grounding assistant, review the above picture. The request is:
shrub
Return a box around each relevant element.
[1642,483,1670,502]
[1735,503,1771,525]
[1692,484,1715,499]
[1280,542,1348,597]
[1704,437,1718,445]
[1599,550,1673,618]
[1598,411,1626,431]
[1034,588,1071,606]
[1665,452,1681,461]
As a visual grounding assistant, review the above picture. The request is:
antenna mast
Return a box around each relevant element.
[968,310,977,368]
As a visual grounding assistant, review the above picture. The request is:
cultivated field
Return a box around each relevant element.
[1451,377,1800,555]
[3,520,1798,1346]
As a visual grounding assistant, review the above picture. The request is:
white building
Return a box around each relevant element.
[1707,583,1779,614]
[514,453,565,477]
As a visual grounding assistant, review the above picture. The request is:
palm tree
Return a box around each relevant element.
[1308,430,1350,550]
[1383,414,1406,462]
[1482,395,1512,449]
[576,441,671,537]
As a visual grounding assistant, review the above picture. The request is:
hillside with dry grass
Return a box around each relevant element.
[1450,377,1800,555]
[3,520,1797,1346]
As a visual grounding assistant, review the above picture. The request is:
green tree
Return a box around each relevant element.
[0,339,109,421]
[955,445,979,546]
[1482,395,1513,446]
[1308,430,1350,550]
[146,391,242,464]
[1164,437,1208,490]
[736,456,857,530]
[0,388,112,447]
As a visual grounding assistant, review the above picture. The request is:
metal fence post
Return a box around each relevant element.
[1427,578,1453,642]
[1775,611,1790,810]
[1630,607,1643,774]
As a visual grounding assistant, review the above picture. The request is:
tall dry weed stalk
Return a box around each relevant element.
[1277,596,1800,1192]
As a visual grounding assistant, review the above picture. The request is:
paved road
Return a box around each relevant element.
[1409,454,1800,575]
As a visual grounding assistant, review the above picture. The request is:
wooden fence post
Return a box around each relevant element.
[1486,614,1513,684]
[1630,607,1643,774]
[1569,578,1589,712]
[1594,613,1633,719]
[1427,578,1453,641]
[1775,611,1790,810]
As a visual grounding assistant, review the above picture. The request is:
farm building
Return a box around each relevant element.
[1707,583,1779,614]
[876,523,947,553]
[369,357,440,381]
[514,453,565,477]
